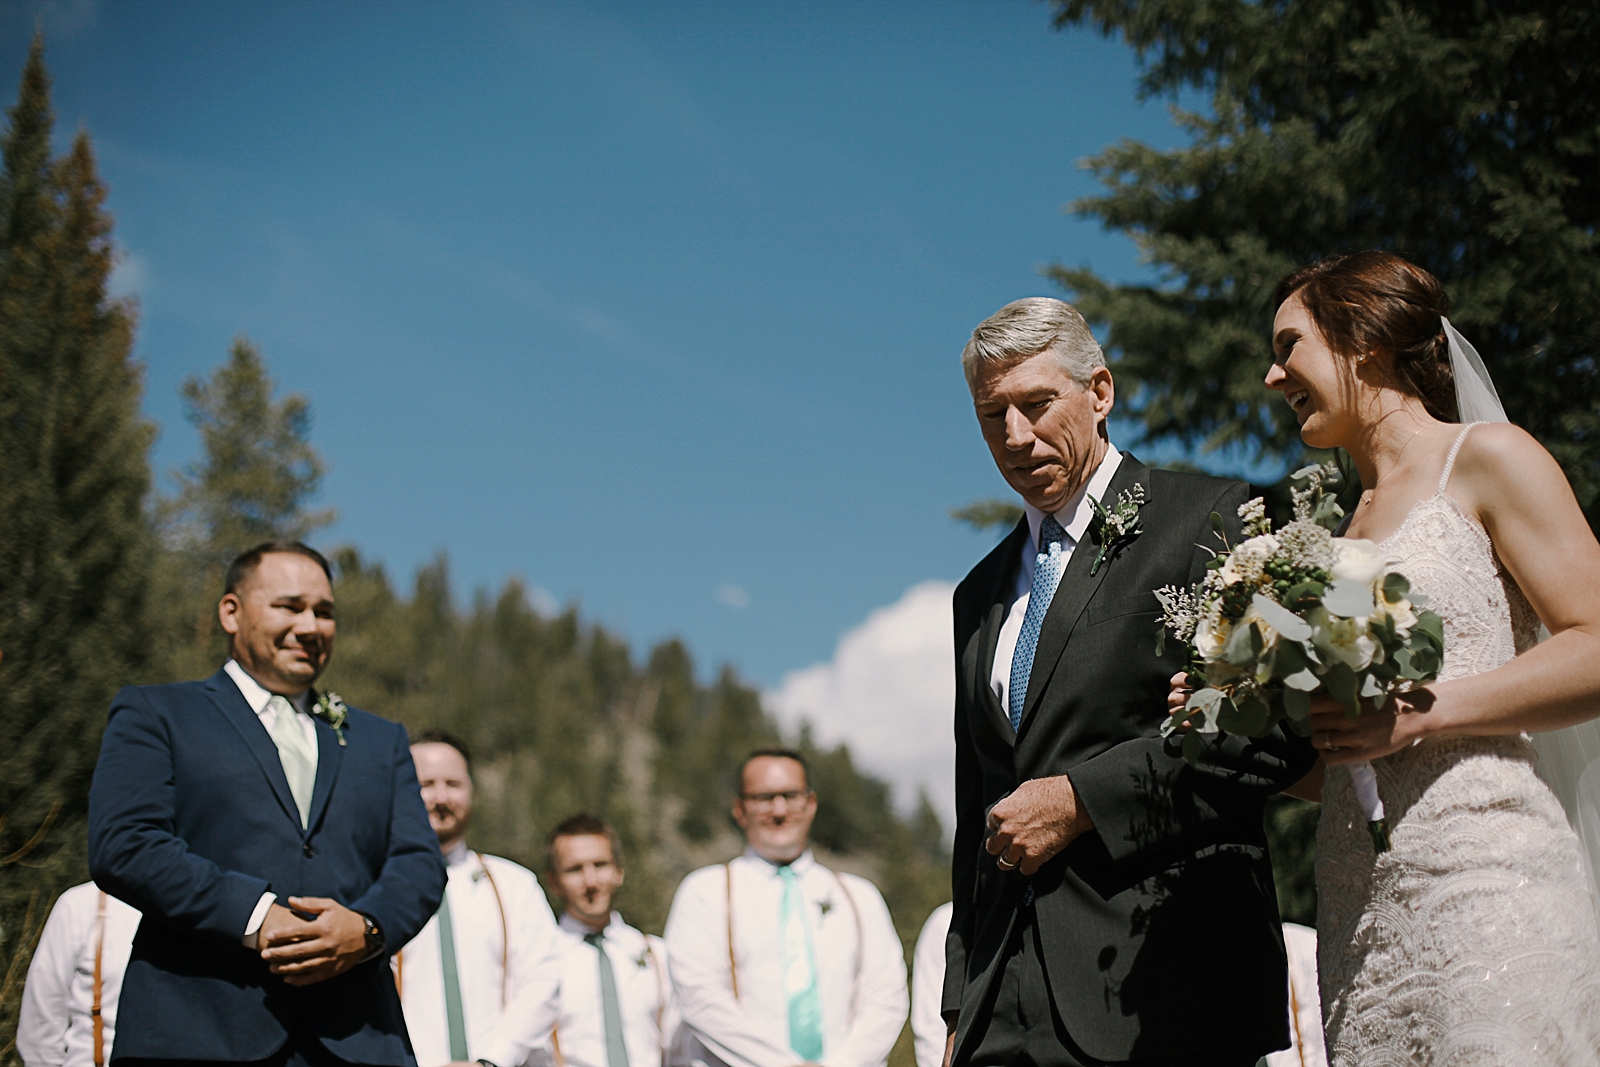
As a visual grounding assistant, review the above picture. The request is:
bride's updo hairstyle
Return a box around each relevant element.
[1273,250,1458,422]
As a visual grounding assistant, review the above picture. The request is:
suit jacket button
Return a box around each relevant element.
[303,843,316,858]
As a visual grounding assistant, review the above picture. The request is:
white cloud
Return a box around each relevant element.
[767,580,956,830]
[716,583,750,609]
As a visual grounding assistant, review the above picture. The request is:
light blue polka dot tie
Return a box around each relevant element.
[1009,515,1068,732]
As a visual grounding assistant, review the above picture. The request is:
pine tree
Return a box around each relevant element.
[152,338,336,682]
[1049,0,1600,519]
[0,37,154,1052]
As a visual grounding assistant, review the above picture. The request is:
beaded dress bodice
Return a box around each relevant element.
[1316,426,1600,1065]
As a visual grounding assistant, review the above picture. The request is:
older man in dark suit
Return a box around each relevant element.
[942,300,1317,1067]
[89,541,445,1066]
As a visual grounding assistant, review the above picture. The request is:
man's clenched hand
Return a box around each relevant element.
[259,896,371,986]
[984,775,1093,876]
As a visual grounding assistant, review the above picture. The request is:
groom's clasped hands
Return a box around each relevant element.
[252,896,373,986]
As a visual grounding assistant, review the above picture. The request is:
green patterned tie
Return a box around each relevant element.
[266,695,315,829]
[437,891,469,1061]
[778,865,823,1062]
[585,932,631,1067]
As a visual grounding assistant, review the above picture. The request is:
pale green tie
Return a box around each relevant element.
[267,694,315,829]
[585,931,631,1067]
[778,865,823,1061]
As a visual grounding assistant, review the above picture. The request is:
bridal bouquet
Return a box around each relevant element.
[1155,463,1444,853]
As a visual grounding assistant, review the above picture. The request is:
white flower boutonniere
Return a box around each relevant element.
[1087,483,1148,576]
[314,691,349,746]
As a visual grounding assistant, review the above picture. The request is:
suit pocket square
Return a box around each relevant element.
[1086,592,1161,627]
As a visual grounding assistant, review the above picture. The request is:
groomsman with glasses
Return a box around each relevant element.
[664,749,907,1067]
[538,814,681,1067]
[396,730,563,1067]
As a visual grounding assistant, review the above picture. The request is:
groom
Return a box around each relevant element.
[943,299,1317,1067]
[89,541,445,1066]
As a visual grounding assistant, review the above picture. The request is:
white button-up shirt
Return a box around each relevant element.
[395,843,564,1067]
[537,912,680,1067]
[989,445,1124,712]
[223,658,319,940]
[908,903,952,1067]
[664,850,907,1067]
[16,882,141,1067]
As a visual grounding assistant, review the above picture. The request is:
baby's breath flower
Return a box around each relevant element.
[1238,498,1270,538]
[1278,519,1334,571]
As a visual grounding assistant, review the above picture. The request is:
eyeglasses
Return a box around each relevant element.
[740,789,812,808]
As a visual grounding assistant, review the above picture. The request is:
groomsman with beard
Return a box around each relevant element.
[88,542,446,1066]
[540,814,681,1067]
[397,730,563,1067]
[665,749,907,1067]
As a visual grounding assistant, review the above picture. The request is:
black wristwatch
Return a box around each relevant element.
[358,912,385,959]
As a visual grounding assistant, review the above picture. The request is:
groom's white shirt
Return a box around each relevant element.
[223,658,318,941]
[989,444,1123,712]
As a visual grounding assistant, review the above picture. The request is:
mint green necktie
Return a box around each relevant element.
[584,932,631,1067]
[437,890,469,1061]
[778,865,823,1062]
[267,695,315,829]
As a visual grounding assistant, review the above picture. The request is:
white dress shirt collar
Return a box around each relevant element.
[741,847,815,877]
[559,910,622,937]
[442,838,471,869]
[223,659,311,715]
[1021,442,1124,553]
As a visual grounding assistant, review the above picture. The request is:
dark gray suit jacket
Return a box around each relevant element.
[944,454,1317,1063]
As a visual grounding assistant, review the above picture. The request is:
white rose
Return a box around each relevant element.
[1330,538,1390,585]
[1194,613,1231,660]
[1308,606,1377,671]
[1376,596,1418,635]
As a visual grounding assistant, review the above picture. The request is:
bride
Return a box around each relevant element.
[1262,250,1600,1063]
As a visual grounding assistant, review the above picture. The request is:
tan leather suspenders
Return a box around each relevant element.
[722,862,864,1011]
[475,851,510,1007]
[92,890,107,1067]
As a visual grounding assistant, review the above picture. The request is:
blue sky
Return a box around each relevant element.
[7,0,1212,690]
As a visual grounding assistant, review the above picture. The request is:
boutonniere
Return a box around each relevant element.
[818,898,833,917]
[313,691,349,746]
[633,951,650,969]
[1087,483,1148,576]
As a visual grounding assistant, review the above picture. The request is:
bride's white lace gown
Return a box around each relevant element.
[1317,426,1600,1065]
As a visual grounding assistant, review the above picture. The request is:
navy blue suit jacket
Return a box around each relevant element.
[88,668,446,1065]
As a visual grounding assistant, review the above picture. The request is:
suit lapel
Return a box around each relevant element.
[305,701,345,835]
[1018,454,1149,737]
[204,668,304,833]
[976,520,1028,744]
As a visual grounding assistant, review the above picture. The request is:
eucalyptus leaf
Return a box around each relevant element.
[1250,593,1314,642]
[1283,686,1312,721]
[1182,730,1205,766]
[1322,579,1377,619]
[1324,662,1359,715]
[1381,573,1410,603]
[1224,619,1258,666]
[1185,688,1227,733]
[1283,668,1320,691]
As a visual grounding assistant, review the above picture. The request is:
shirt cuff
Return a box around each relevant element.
[242,891,277,945]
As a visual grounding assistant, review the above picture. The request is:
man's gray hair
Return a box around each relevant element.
[961,297,1106,391]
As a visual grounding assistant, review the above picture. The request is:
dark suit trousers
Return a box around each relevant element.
[116,1032,359,1067]
[966,896,1263,1067]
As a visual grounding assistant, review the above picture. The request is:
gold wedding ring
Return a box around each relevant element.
[996,855,1019,871]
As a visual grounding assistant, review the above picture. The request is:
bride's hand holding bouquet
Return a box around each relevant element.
[1157,462,1445,852]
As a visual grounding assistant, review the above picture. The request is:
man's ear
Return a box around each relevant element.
[218,592,243,636]
[1089,366,1115,420]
